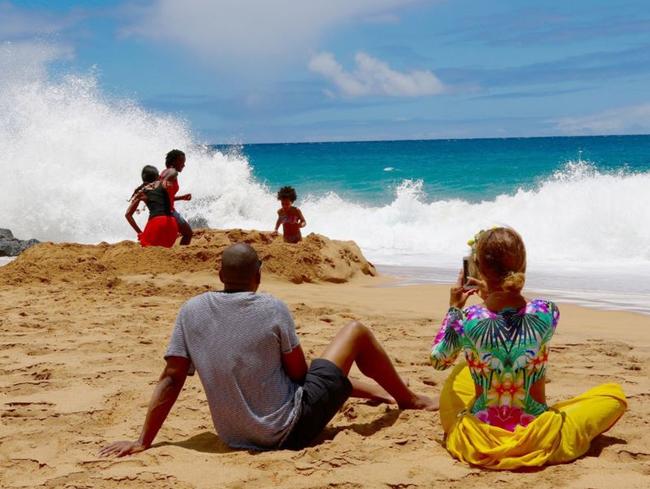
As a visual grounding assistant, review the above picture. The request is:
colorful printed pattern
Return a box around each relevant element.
[431,300,560,431]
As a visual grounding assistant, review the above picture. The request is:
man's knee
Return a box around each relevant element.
[344,320,371,339]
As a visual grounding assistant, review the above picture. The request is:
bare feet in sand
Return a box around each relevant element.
[398,393,439,411]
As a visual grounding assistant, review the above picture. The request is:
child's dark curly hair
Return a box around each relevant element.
[277,186,297,202]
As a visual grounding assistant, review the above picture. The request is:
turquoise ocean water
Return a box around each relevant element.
[209,135,650,313]
[219,135,650,204]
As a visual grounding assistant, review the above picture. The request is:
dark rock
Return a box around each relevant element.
[188,216,208,229]
[0,229,40,257]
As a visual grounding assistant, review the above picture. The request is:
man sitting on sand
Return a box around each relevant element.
[100,243,436,456]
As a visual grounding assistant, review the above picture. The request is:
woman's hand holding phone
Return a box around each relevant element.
[466,276,488,301]
[450,270,479,309]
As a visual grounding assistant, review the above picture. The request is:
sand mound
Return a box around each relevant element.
[0,229,376,286]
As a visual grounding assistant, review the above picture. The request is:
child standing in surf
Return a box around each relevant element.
[272,186,307,243]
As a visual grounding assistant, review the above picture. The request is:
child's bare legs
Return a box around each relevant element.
[320,321,438,411]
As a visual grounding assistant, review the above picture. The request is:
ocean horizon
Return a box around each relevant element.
[214,132,650,146]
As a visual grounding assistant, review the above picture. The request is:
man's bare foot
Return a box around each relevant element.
[398,393,439,411]
[351,378,398,405]
[366,377,407,405]
[366,393,396,405]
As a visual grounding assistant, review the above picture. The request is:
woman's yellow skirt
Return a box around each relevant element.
[440,363,627,470]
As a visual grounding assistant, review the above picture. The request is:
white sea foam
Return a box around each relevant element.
[302,165,650,270]
[2,44,650,306]
[0,43,274,244]
[0,257,16,267]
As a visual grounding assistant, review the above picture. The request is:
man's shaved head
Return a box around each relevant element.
[219,243,261,289]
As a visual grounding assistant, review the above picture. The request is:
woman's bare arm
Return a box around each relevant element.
[125,195,145,235]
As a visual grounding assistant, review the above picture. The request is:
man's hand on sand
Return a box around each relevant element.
[99,440,147,458]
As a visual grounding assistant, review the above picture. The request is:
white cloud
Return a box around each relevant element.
[0,3,78,88]
[123,0,421,62]
[555,104,650,135]
[309,51,445,97]
[0,2,83,39]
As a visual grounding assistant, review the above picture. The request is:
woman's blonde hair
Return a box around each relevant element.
[475,227,526,292]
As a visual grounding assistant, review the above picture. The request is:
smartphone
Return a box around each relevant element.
[463,256,478,289]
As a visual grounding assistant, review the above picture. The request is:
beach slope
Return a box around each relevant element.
[0,231,648,489]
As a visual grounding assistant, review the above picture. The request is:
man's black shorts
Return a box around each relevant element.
[281,358,352,450]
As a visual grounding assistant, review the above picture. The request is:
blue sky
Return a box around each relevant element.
[2,0,650,143]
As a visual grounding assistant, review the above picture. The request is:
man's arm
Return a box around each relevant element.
[282,344,308,383]
[99,356,190,457]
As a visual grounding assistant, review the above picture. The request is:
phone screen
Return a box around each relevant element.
[463,256,477,289]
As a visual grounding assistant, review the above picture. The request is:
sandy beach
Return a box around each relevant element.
[1,230,649,489]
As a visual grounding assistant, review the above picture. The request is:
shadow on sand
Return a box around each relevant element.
[316,407,401,445]
[155,432,234,454]
[154,407,401,454]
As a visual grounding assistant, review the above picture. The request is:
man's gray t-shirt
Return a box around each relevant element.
[165,292,303,450]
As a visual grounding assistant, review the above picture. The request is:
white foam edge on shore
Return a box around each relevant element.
[376,264,650,315]
[0,257,16,267]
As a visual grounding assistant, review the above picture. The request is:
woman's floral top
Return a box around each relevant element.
[431,299,560,431]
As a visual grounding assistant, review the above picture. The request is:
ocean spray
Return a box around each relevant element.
[2,44,650,275]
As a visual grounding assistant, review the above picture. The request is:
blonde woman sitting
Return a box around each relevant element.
[430,227,626,469]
